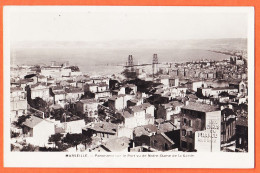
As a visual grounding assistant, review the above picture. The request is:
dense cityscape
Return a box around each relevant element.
[10,50,248,152]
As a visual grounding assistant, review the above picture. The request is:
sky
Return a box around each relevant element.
[5,6,250,44]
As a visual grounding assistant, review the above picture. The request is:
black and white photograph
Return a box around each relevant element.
[3,6,254,168]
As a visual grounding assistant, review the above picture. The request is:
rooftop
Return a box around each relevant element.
[52,86,63,91]
[182,102,219,112]
[79,99,98,104]
[53,90,66,95]
[10,87,23,92]
[134,124,158,137]
[65,87,83,93]
[38,75,46,79]
[101,137,131,152]
[31,83,48,89]
[22,116,45,128]
[125,84,136,88]
[84,122,118,134]
[158,122,175,133]
[163,101,183,109]
[212,87,237,91]
[98,82,108,87]
[118,111,134,118]
[131,103,153,113]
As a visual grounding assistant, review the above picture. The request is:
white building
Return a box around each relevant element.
[22,116,55,146]
[30,83,50,101]
[75,99,99,118]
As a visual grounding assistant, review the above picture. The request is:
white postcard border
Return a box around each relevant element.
[3,6,255,168]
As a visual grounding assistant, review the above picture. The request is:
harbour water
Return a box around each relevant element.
[11,48,231,76]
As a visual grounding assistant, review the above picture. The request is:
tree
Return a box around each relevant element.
[29,97,48,112]
[49,133,63,148]
[82,136,92,150]
[126,78,160,94]
[11,131,20,138]
[239,103,248,112]
[218,91,229,97]
[122,69,137,79]
[63,133,86,151]
[21,144,38,151]
[81,91,95,99]
[51,108,65,120]
[68,66,80,72]
[111,112,124,124]
[109,79,120,90]
[14,115,31,128]
[39,147,61,151]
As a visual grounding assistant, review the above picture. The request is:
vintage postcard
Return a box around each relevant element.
[3,6,254,168]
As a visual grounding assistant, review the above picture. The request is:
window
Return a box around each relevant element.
[164,143,169,150]
[154,140,158,147]
[189,120,192,127]
[187,131,192,137]
[182,129,187,136]
[183,118,187,125]
[182,141,187,149]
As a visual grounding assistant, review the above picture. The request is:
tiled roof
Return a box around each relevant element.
[163,101,183,109]
[52,86,63,90]
[84,122,118,134]
[79,99,98,104]
[212,87,236,91]
[158,122,175,133]
[38,75,46,79]
[125,84,136,88]
[53,90,66,95]
[10,87,23,92]
[22,116,44,128]
[182,102,219,112]
[134,124,158,137]
[131,103,153,113]
[118,111,133,118]
[101,137,131,152]
[98,82,108,87]
[65,87,83,93]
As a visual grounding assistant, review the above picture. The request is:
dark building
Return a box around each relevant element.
[133,124,180,151]
[221,108,236,145]
[180,102,221,152]
[235,116,248,152]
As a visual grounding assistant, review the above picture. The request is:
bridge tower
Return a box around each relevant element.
[152,54,159,78]
[128,55,134,72]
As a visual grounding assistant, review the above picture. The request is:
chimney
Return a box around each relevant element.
[184,100,189,106]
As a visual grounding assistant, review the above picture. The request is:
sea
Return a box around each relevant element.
[11,48,231,76]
